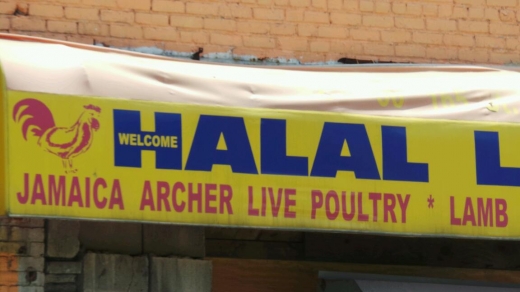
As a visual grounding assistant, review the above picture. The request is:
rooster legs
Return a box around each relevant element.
[62,159,77,174]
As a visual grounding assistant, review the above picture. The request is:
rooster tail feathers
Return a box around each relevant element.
[13,99,56,140]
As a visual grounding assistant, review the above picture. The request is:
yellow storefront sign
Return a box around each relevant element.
[3,33,520,239]
[5,90,520,239]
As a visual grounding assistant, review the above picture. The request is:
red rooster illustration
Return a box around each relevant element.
[13,99,101,173]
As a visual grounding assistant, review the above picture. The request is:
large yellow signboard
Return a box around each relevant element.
[6,90,520,238]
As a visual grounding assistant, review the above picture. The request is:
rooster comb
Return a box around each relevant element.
[84,104,101,113]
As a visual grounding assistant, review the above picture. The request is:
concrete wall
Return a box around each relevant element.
[45,219,210,292]
[0,0,520,64]
[0,218,44,292]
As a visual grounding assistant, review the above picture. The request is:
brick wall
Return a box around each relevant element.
[0,219,44,292]
[0,1,519,63]
[0,0,520,64]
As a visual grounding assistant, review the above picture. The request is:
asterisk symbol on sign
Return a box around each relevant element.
[427,195,434,208]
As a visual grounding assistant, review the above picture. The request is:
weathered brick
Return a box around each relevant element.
[0,256,11,271]
[499,9,516,22]
[78,22,109,36]
[303,11,329,23]
[144,27,179,41]
[444,34,475,47]
[459,49,489,63]
[468,7,484,19]
[396,44,426,57]
[286,10,304,22]
[278,37,308,51]
[0,242,25,254]
[330,41,363,54]
[343,0,358,11]
[363,15,394,28]
[452,6,468,18]
[180,31,209,44]
[258,0,274,6]
[18,257,44,272]
[0,18,8,30]
[427,19,457,31]
[327,0,341,9]
[406,3,422,15]
[364,44,394,56]
[9,227,26,242]
[254,8,284,20]
[486,0,516,7]
[237,22,270,34]
[210,33,242,46]
[0,227,6,241]
[506,38,520,50]
[484,8,500,20]
[30,4,63,18]
[490,23,519,35]
[275,0,290,6]
[309,41,330,52]
[490,52,520,64]
[48,21,77,34]
[297,24,318,37]
[186,3,219,15]
[317,26,347,38]
[152,0,184,13]
[67,35,95,45]
[395,17,424,29]
[375,2,391,13]
[29,243,44,258]
[116,0,150,10]
[413,32,443,45]
[455,0,485,4]
[0,272,18,285]
[65,7,98,20]
[438,4,452,17]
[426,47,459,60]
[101,10,134,23]
[381,31,411,43]
[350,29,380,41]
[271,23,296,35]
[11,18,46,32]
[27,227,44,242]
[0,2,16,15]
[289,0,310,7]
[110,24,143,39]
[135,13,168,25]
[204,18,236,31]
[170,15,203,29]
[458,20,489,33]
[83,0,117,7]
[312,0,327,9]
[359,0,374,12]
[476,36,506,49]
[393,3,406,14]
[330,12,361,25]
[219,5,252,19]
[243,36,276,48]
[422,4,437,16]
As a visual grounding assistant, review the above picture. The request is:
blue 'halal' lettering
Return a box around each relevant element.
[113,109,182,169]
[185,115,257,174]
[112,109,430,183]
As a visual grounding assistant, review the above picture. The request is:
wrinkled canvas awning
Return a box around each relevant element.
[1,33,520,239]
